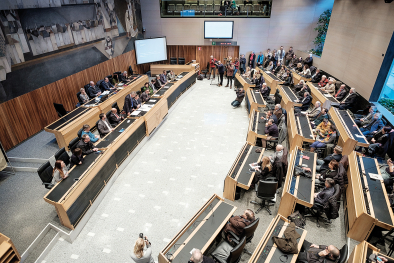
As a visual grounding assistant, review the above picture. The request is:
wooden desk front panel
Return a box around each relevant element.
[287,107,304,151]
[144,98,169,136]
[257,68,284,95]
[328,107,357,155]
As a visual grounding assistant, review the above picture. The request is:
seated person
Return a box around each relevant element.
[76,134,98,155]
[142,82,154,95]
[140,89,150,103]
[87,81,101,98]
[100,77,115,91]
[70,148,84,167]
[167,70,175,81]
[79,88,89,104]
[296,239,340,263]
[297,85,311,99]
[367,126,391,156]
[260,83,270,97]
[231,87,245,108]
[149,79,157,92]
[338,88,357,110]
[261,119,279,148]
[293,80,305,92]
[288,54,297,67]
[320,77,335,95]
[310,125,337,152]
[160,70,168,84]
[252,72,264,88]
[52,160,69,185]
[276,65,286,78]
[108,108,123,126]
[315,160,339,183]
[282,70,293,86]
[334,84,347,101]
[355,106,377,127]
[314,178,336,206]
[368,254,389,263]
[317,75,328,88]
[315,118,331,138]
[252,156,273,185]
[295,62,303,72]
[260,110,278,124]
[135,93,142,107]
[360,113,383,136]
[190,249,214,263]
[316,145,343,172]
[242,66,251,77]
[311,68,322,83]
[272,62,282,75]
[81,124,99,142]
[97,113,114,137]
[273,104,283,120]
[301,64,311,76]
[264,62,273,72]
[295,92,312,113]
[384,159,394,193]
[223,209,255,241]
[311,108,329,128]
[306,101,321,120]
[270,144,285,163]
[119,71,129,82]
[154,75,164,89]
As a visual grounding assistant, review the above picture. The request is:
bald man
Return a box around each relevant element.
[108,108,123,126]
[296,240,340,263]
[190,249,215,263]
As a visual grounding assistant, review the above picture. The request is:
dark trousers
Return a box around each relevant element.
[296,240,312,262]
[209,67,216,78]
[219,73,224,85]
[226,76,233,86]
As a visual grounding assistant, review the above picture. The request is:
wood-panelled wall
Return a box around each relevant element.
[0,50,140,151]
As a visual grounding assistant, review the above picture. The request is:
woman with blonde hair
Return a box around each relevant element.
[52,160,69,185]
[252,156,274,184]
[264,61,273,71]
[242,66,251,78]
[130,236,154,263]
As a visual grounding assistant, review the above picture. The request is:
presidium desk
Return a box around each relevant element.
[43,70,197,229]
[348,241,394,263]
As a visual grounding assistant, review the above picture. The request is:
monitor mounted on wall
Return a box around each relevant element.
[204,21,234,39]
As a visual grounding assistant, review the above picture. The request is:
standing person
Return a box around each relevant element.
[284,46,294,66]
[263,48,272,67]
[52,160,69,185]
[256,51,264,68]
[233,57,239,77]
[277,46,286,64]
[130,236,154,263]
[304,53,313,67]
[208,55,217,80]
[271,49,278,67]
[249,51,255,68]
[239,54,246,74]
[217,61,225,86]
[225,61,235,88]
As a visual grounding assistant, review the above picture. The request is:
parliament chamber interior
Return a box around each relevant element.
[1,0,394,262]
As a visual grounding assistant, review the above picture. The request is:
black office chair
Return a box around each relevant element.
[77,127,84,138]
[250,180,277,214]
[129,66,134,76]
[53,103,69,117]
[76,92,83,104]
[84,84,90,95]
[37,161,54,189]
[211,237,246,263]
[226,219,260,255]
[113,71,122,82]
[170,57,177,64]
[68,137,80,152]
[112,102,121,114]
[106,74,113,84]
[178,57,185,65]
[54,147,70,167]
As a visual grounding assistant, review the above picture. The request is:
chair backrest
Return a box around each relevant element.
[274,94,282,105]
[253,4,260,11]
[37,161,53,188]
[84,84,90,94]
[53,103,67,117]
[257,180,277,199]
[338,244,348,263]
[168,4,175,11]
[68,137,80,152]
[77,127,84,138]
[228,237,246,263]
[106,110,112,123]
[129,66,134,75]
[170,57,177,64]
[76,91,83,104]
[178,57,185,65]
[339,155,348,170]
[176,4,183,11]
[243,218,259,242]
[54,147,70,166]
[111,102,121,114]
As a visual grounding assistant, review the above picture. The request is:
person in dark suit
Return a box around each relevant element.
[311,68,322,83]
[97,113,113,136]
[123,91,140,116]
[296,239,340,263]
[252,72,264,89]
[217,61,225,86]
[190,249,215,263]
[154,76,164,89]
[100,77,115,91]
[87,81,101,98]
[140,89,150,103]
[272,62,282,75]
[283,69,293,86]
[260,83,270,97]
[119,71,129,82]
[303,53,313,67]
[295,92,312,112]
[314,178,335,206]
[160,70,168,84]
[273,104,283,120]
[338,88,357,110]
[70,148,84,167]
[77,134,98,155]
[108,108,123,126]
[260,110,278,124]
[334,84,347,101]
[297,84,311,98]
[261,119,279,147]
[360,113,384,136]
[223,209,255,241]
[316,145,343,172]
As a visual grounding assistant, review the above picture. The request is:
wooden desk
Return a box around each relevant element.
[307,82,339,107]
[256,68,284,95]
[158,194,237,263]
[296,114,315,143]
[235,72,256,90]
[345,152,394,242]
[348,241,394,263]
[150,63,199,75]
[278,85,302,112]
[245,88,266,117]
[289,68,311,85]
[0,233,20,263]
[328,107,368,155]
[248,214,307,263]
[45,75,148,149]
[246,109,267,144]
[162,71,197,110]
[287,106,304,151]
[223,142,264,201]
[278,147,316,218]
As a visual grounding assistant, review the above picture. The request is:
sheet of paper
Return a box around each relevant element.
[369,173,383,181]
[325,94,333,97]
[265,71,271,74]
[150,99,157,102]
[152,94,159,97]
[131,111,140,116]
[300,111,307,115]
[355,134,365,138]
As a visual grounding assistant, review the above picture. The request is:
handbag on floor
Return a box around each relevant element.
[287,211,306,228]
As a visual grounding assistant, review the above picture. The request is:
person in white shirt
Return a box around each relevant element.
[306,101,322,119]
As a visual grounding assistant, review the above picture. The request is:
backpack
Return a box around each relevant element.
[288,211,306,228]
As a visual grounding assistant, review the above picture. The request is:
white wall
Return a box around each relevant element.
[141,0,334,56]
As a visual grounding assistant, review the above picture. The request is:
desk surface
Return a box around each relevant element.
[296,114,315,142]
[249,215,307,263]
[46,107,91,131]
[336,109,368,145]
[357,156,394,226]
[96,118,137,148]
[288,149,316,206]
[307,82,339,103]
[260,69,281,82]
[249,88,266,106]
[280,85,298,102]
[251,111,266,135]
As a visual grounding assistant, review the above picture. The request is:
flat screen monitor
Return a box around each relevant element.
[204,21,234,39]
[134,37,167,65]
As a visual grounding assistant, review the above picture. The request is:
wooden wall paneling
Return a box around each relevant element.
[178,45,196,63]
[212,46,221,65]
[167,45,178,63]
[0,107,14,150]
[196,46,212,71]
[219,46,228,63]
